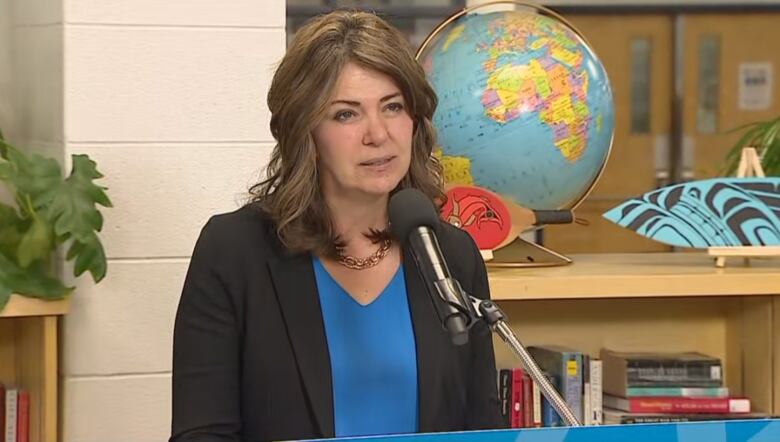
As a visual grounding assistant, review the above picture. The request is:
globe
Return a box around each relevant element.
[418,6,615,210]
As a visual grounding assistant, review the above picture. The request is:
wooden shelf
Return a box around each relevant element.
[488,252,780,300]
[0,294,70,318]
[0,295,68,442]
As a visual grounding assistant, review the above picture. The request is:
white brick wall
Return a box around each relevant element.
[65,27,283,143]
[72,144,273,258]
[0,0,14,139]
[62,375,171,442]
[56,1,286,441]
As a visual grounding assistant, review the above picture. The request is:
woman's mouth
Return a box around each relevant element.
[359,156,395,167]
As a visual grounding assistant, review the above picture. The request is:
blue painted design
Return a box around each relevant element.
[602,178,780,248]
[304,419,780,442]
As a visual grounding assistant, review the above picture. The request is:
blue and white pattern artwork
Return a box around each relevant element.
[307,419,780,442]
[602,178,780,248]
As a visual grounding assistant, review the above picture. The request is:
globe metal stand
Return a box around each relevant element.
[486,236,571,268]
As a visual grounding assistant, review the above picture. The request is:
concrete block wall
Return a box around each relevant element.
[0,0,63,162]
[0,1,283,441]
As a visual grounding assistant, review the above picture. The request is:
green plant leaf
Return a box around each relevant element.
[763,138,780,175]
[0,203,24,261]
[0,253,72,311]
[725,121,760,134]
[759,120,780,150]
[721,123,766,175]
[17,208,53,268]
[722,115,780,176]
[0,128,7,159]
[71,233,107,281]
[37,154,111,282]
[0,132,107,304]
[0,280,10,312]
[0,146,63,208]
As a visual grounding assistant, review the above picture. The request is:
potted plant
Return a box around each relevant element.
[0,128,111,311]
[722,115,780,176]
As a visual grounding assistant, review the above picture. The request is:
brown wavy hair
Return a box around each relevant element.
[249,10,444,256]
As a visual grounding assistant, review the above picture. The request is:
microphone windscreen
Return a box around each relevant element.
[389,188,440,242]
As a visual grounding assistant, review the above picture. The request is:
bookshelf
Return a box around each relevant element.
[0,294,69,442]
[488,252,780,417]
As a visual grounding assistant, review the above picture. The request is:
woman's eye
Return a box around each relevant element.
[386,102,405,112]
[335,110,356,121]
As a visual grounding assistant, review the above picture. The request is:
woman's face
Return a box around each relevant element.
[312,62,414,202]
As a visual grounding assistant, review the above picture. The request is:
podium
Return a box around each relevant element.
[311,419,780,442]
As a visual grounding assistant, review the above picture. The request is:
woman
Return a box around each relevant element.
[170,10,501,442]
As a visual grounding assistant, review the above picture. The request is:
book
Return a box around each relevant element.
[511,368,524,427]
[5,387,18,442]
[604,408,770,425]
[17,389,29,442]
[590,359,603,425]
[603,394,750,414]
[0,384,5,440]
[528,345,584,422]
[531,379,542,427]
[583,353,591,425]
[498,369,512,428]
[521,370,533,428]
[601,349,723,396]
[625,386,729,398]
[541,373,562,427]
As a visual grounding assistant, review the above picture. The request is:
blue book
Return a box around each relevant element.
[541,373,562,427]
[528,345,584,423]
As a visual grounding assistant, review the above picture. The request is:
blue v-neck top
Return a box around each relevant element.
[312,257,419,438]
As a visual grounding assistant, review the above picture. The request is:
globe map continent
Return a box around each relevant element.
[423,10,614,209]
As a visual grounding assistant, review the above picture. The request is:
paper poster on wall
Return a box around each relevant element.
[738,62,773,111]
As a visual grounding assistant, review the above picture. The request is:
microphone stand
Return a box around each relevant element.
[469,296,582,427]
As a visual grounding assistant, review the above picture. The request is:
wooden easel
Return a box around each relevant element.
[707,147,780,267]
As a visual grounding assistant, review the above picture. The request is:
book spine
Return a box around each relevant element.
[521,371,533,428]
[532,379,542,427]
[0,384,5,441]
[590,359,603,425]
[626,379,724,388]
[541,373,562,427]
[626,386,729,397]
[626,361,722,385]
[623,416,692,424]
[511,368,524,428]
[541,396,562,427]
[498,369,512,428]
[562,353,583,422]
[583,354,591,425]
[626,397,750,414]
[17,390,29,442]
[5,388,18,442]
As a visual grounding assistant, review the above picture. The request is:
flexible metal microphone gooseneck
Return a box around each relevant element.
[389,188,581,427]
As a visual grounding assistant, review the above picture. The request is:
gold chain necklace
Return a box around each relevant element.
[336,238,392,270]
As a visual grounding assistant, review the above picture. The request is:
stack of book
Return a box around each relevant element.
[498,345,603,428]
[1,384,30,442]
[600,349,764,424]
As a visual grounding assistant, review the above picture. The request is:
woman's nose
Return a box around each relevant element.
[362,113,389,147]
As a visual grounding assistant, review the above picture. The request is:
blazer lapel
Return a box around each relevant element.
[268,251,334,438]
[403,248,443,433]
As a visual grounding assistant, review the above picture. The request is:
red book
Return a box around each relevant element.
[0,384,5,439]
[510,368,525,428]
[603,395,751,414]
[17,390,30,442]
[521,371,533,428]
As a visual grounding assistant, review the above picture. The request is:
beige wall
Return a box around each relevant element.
[0,1,286,441]
[60,2,285,441]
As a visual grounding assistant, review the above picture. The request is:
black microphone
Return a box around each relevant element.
[389,188,477,346]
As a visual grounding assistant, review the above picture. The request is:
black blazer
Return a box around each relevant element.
[170,204,502,442]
